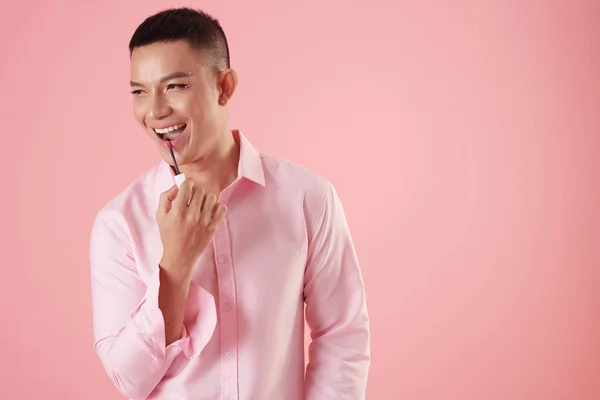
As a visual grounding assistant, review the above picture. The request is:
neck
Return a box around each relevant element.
[175,129,240,194]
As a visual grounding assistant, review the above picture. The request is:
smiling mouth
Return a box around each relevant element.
[154,124,187,141]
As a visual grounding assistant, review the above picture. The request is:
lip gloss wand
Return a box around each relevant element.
[167,141,186,188]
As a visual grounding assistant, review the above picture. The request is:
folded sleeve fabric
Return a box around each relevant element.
[303,180,371,399]
[89,211,217,400]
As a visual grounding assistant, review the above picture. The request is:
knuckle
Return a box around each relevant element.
[173,207,185,219]
[183,209,195,220]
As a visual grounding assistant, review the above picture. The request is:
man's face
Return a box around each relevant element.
[130,40,223,167]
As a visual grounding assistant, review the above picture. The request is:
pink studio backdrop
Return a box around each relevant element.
[1,1,598,399]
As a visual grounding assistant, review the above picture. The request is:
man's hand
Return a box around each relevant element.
[157,178,227,281]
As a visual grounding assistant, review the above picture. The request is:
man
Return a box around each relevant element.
[90,7,370,400]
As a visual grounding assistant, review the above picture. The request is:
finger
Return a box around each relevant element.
[157,184,179,216]
[173,178,195,210]
[188,186,206,219]
[208,203,228,230]
[201,193,218,221]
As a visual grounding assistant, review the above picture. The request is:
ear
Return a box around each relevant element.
[218,68,238,106]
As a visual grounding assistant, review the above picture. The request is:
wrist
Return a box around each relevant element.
[159,259,192,284]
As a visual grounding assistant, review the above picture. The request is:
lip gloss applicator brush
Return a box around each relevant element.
[167,141,186,188]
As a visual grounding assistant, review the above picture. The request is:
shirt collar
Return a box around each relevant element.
[234,129,266,187]
[154,129,265,197]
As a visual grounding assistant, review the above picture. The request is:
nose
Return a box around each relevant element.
[149,93,172,119]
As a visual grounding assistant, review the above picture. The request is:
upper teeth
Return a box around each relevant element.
[154,124,185,134]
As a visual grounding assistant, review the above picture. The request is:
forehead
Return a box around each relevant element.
[130,40,207,82]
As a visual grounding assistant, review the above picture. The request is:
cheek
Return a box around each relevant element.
[191,98,218,125]
[185,88,216,117]
[176,95,202,117]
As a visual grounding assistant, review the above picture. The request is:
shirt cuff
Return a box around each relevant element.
[144,267,217,370]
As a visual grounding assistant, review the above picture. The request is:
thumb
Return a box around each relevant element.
[158,184,179,216]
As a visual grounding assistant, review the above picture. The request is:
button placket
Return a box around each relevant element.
[213,217,239,400]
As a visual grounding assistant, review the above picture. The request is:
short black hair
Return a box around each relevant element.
[128,7,230,73]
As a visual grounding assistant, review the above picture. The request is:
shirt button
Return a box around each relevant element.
[219,255,228,264]
[224,303,232,311]
[225,351,233,359]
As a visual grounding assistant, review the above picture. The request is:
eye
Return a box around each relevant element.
[131,90,144,95]
[167,83,189,90]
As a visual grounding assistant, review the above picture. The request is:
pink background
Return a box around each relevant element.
[1,1,599,399]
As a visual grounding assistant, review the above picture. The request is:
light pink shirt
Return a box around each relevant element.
[89,130,370,400]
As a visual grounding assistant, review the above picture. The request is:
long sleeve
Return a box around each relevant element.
[89,211,217,400]
[303,181,371,399]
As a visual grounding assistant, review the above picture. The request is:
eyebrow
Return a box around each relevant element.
[130,71,191,87]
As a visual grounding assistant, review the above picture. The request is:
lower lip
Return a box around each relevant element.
[156,125,187,148]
